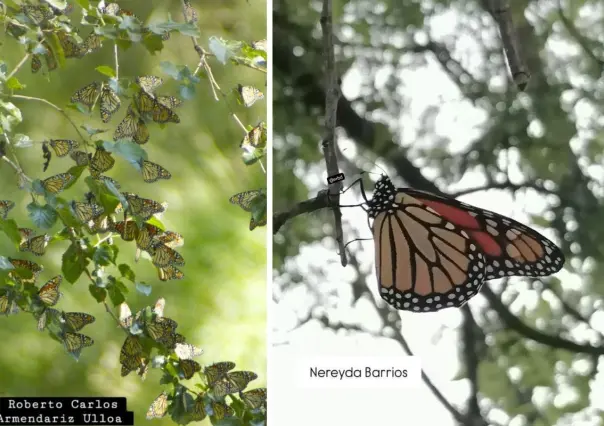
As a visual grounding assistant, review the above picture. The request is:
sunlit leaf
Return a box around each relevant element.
[62,243,88,283]
[27,202,58,229]
[96,65,116,78]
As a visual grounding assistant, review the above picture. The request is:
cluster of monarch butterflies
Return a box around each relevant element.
[237,84,264,108]
[0,263,95,359]
[229,189,267,230]
[73,182,185,281]
[4,3,101,73]
[146,361,266,421]
[118,299,202,380]
[363,175,565,313]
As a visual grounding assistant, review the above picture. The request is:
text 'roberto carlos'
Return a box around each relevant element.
[7,400,119,410]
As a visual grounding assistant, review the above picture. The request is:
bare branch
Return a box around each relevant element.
[320,0,346,266]
[273,190,330,234]
[487,0,530,90]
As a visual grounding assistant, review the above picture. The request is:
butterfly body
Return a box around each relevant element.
[366,176,565,313]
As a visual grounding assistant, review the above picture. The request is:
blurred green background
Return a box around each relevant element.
[0,1,266,424]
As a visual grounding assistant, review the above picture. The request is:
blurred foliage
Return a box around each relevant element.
[274,0,604,424]
[0,0,266,425]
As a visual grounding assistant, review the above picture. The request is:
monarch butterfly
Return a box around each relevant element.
[151,242,185,268]
[49,139,78,157]
[240,122,266,151]
[141,160,171,183]
[100,85,121,123]
[210,401,233,420]
[8,258,43,283]
[71,82,101,107]
[79,32,102,56]
[22,5,53,25]
[114,104,150,144]
[251,39,267,52]
[37,275,62,306]
[250,217,267,231]
[158,265,185,282]
[146,392,169,420]
[42,142,52,172]
[179,359,201,380]
[112,220,139,241]
[89,147,115,177]
[240,388,267,410]
[0,294,19,316]
[237,85,264,107]
[229,190,264,212]
[19,234,51,256]
[71,201,104,223]
[136,76,163,94]
[120,335,143,364]
[70,150,90,166]
[121,353,149,379]
[204,362,236,386]
[41,173,74,193]
[31,55,42,73]
[174,342,203,360]
[0,200,15,219]
[156,231,184,248]
[183,0,198,23]
[162,332,186,350]
[145,317,178,344]
[122,193,165,219]
[363,175,566,313]
[134,222,162,251]
[156,96,183,109]
[96,175,121,190]
[191,395,207,421]
[118,302,142,329]
[61,332,94,355]
[152,102,180,124]
[101,2,121,15]
[61,312,95,332]
[57,31,80,58]
[36,308,53,331]
[18,228,35,244]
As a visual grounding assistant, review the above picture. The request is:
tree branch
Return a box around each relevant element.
[320,0,346,266]
[486,0,530,90]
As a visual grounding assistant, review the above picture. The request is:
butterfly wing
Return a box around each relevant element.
[141,160,171,183]
[38,275,63,306]
[369,179,487,312]
[146,392,169,419]
[100,85,121,123]
[71,82,101,107]
[400,188,565,280]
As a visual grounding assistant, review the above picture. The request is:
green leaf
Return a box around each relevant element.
[208,37,233,64]
[0,256,13,270]
[95,65,116,78]
[160,61,180,79]
[108,282,125,305]
[103,139,147,165]
[27,202,58,229]
[6,77,24,90]
[214,418,244,426]
[118,263,136,282]
[88,284,106,302]
[93,244,118,266]
[179,83,196,100]
[145,216,165,230]
[0,219,21,245]
[43,0,67,10]
[135,282,152,296]
[75,0,89,8]
[62,243,88,283]
[13,134,32,148]
[142,35,164,55]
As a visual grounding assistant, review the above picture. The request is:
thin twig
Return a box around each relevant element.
[6,53,32,80]
[113,43,119,80]
[273,190,330,234]
[487,0,530,90]
[8,95,88,147]
[320,0,346,266]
